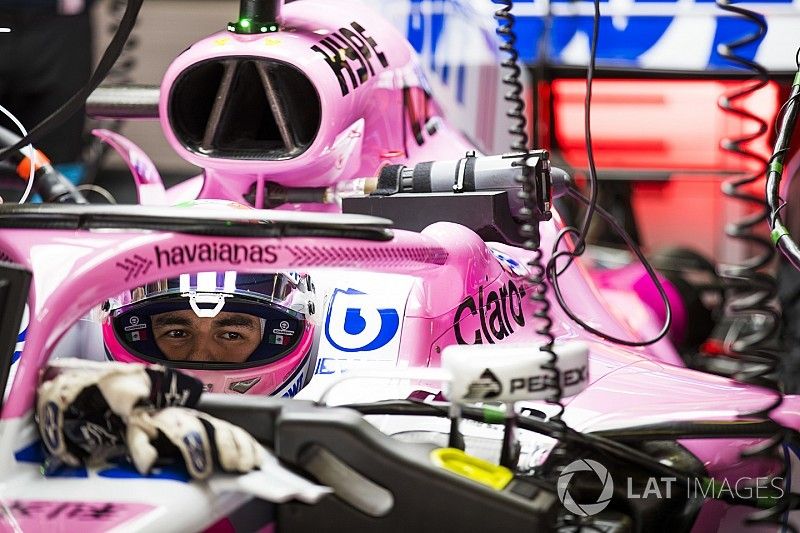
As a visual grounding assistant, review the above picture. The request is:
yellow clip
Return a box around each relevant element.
[264,37,282,46]
[213,37,231,47]
[430,448,513,490]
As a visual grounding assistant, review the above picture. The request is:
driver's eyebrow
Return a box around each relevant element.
[213,315,257,328]
[152,313,193,328]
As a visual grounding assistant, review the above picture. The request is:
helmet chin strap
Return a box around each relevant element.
[184,292,231,318]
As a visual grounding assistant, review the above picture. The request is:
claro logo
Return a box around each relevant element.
[453,279,526,345]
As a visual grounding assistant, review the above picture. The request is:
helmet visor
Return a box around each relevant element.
[108,272,310,370]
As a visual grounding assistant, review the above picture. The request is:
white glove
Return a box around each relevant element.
[36,358,203,468]
[127,407,265,480]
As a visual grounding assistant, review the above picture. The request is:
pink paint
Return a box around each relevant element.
[91,130,167,206]
[203,518,275,533]
[1,216,680,418]
[0,3,793,530]
[151,0,471,207]
[593,264,687,347]
[0,500,154,532]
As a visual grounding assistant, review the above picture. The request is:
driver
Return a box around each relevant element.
[151,309,264,364]
[100,271,317,396]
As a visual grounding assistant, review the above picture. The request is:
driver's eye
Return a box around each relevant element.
[220,331,243,340]
[165,330,189,339]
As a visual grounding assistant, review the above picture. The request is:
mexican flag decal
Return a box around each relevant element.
[125,330,148,342]
[268,334,291,345]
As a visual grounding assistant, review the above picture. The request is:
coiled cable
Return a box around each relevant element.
[495,0,563,417]
[714,1,795,529]
[494,0,528,153]
[715,0,779,381]
[496,0,575,526]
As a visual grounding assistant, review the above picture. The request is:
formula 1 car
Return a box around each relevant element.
[0,201,797,531]
[79,0,689,363]
[0,0,798,531]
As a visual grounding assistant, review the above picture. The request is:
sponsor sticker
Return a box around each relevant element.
[324,288,400,352]
[272,320,295,337]
[268,334,291,346]
[489,247,528,277]
[123,316,147,332]
[453,279,527,345]
[0,501,156,530]
[311,21,389,96]
[125,330,148,342]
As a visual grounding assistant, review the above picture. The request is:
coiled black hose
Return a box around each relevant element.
[714,1,794,529]
[495,0,563,417]
[496,1,575,527]
[715,0,780,383]
[494,0,528,153]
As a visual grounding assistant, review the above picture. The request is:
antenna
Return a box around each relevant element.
[228,0,284,34]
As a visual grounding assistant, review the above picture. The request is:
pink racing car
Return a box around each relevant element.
[0,0,796,531]
[0,200,795,531]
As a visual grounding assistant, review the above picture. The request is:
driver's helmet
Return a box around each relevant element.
[101,271,316,396]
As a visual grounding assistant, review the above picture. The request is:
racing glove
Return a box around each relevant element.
[127,407,265,480]
[36,358,203,468]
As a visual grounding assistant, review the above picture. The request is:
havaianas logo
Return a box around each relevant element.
[153,243,279,268]
[325,288,400,352]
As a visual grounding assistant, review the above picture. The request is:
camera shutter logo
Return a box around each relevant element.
[556,459,614,516]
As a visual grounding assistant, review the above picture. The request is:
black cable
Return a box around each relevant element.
[81,0,142,186]
[496,0,563,472]
[714,1,779,378]
[543,0,672,347]
[0,0,145,162]
[766,49,800,268]
[575,0,601,253]
[711,2,796,530]
[551,187,672,346]
[0,124,86,204]
[494,0,528,152]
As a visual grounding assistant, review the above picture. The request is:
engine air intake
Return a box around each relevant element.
[169,57,321,160]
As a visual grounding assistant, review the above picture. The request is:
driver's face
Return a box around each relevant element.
[152,310,262,363]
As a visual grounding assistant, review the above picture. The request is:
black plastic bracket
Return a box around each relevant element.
[343,190,534,247]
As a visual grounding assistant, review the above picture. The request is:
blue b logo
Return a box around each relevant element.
[325,288,400,352]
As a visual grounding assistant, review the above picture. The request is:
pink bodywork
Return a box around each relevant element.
[0,216,795,530]
[0,500,155,533]
[2,220,796,425]
[108,0,682,361]
[10,1,787,529]
[95,0,681,355]
[156,0,476,208]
